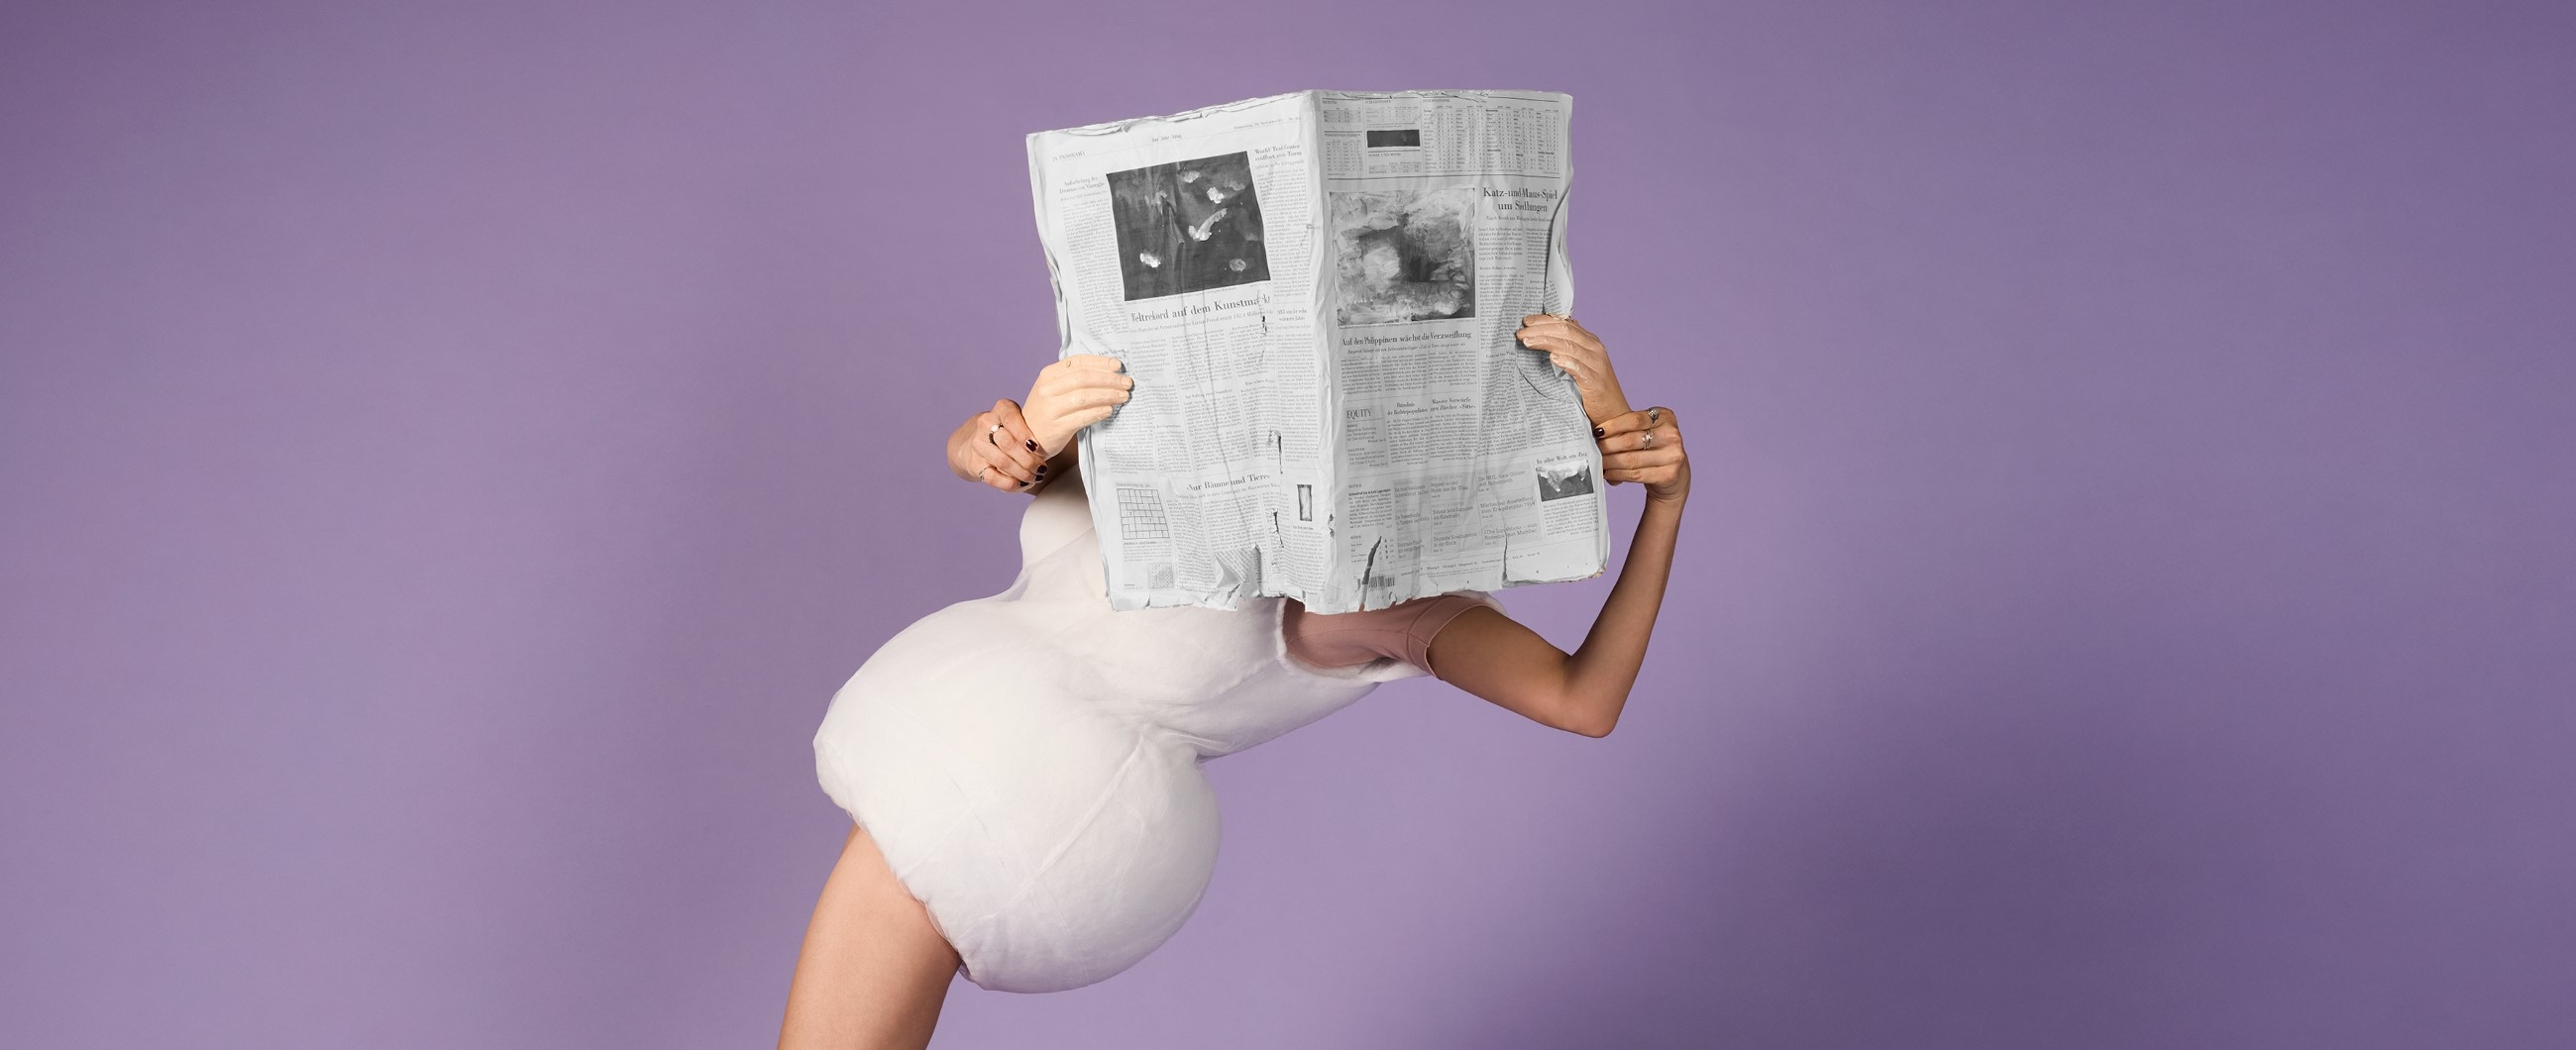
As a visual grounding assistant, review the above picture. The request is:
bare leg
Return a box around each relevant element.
[780,823,962,1050]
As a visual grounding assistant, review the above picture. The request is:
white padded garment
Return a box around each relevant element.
[812,470,1501,993]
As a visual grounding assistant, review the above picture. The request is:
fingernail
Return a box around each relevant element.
[1593,426,1605,438]
[1018,478,1029,487]
[1024,439,1037,451]
[1036,465,1047,475]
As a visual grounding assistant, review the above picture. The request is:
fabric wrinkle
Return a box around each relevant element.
[810,469,1502,993]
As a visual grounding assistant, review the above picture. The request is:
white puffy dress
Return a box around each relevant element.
[812,470,1492,993]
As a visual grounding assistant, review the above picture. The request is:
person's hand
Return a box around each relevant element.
[1517,314,1631,426]
[1020,355,1133,456]
[956,399,1049,490]
[1595,405,1688,506]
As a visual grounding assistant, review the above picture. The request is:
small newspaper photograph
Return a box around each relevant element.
[1026,89,1605,613]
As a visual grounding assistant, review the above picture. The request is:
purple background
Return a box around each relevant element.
[4,1,2570,1047]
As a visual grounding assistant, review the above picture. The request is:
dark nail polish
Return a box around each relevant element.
[1024,440,1037,451]
[1036,465,1047,475]
[1593,426,1605,438]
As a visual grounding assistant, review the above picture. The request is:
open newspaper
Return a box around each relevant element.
[1026,89,1605,614]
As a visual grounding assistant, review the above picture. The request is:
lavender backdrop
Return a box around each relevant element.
[4,1,2570,1047]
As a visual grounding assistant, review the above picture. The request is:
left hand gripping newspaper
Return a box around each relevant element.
[1027,89,1606,614]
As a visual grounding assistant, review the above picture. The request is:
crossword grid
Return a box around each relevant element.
[1116,486,1170,540]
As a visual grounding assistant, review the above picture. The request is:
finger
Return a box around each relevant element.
[1607,409,1676,439]
[1537,349,1591,382]
[1601,448,1684,472]
[1604,442,1685,468]
[1050,369,1135,393]
[1604,462,1679,483]
[1517,332,1593,367]
[1036,370,1136,403]
[973,459,1018,490]
[974,438,1037,486]
[978,443,1036,487]
[1515,316,1572,339]
[1517,333,1594,362]
[1036,358,1110,387]
[1516,320,1601,351]
[1515,324,1588,350]
[1595,407,1657,438]
[1606,424,1684,453]
[1604,469,1676,489]
[1070,384,1131,408]
[989,401,1047,472]
[1030,383,1127,415]
[1517,316,1599,348]
[1521,340,1603,366]
[1061,405,1116,432]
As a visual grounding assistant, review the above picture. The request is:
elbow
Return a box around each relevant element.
[1564,717,1616,739]
[1553,692,1623,739]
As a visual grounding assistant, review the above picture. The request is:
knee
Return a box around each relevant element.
[832,822,963,972]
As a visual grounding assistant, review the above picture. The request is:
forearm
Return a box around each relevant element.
[1421,385,1689,738]
[1557,496,1683,734]
[1425,492,1684,737]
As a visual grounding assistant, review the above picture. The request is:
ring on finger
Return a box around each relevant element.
[987,422,1004,444]
[977,465,990,482]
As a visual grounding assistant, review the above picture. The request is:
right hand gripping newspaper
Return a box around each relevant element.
[1026,89,1606,614]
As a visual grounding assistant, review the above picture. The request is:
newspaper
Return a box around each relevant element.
[1026,89,1605,614]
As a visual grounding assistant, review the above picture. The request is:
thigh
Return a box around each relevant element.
[780,823,962,1050]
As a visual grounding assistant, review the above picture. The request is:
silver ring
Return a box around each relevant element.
[987,422,1003,444]
[977,465,990,482]
[1641,432,1654,448]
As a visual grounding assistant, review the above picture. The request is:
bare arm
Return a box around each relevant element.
[1431,404,1691,738]
[1422,316,1688,737]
